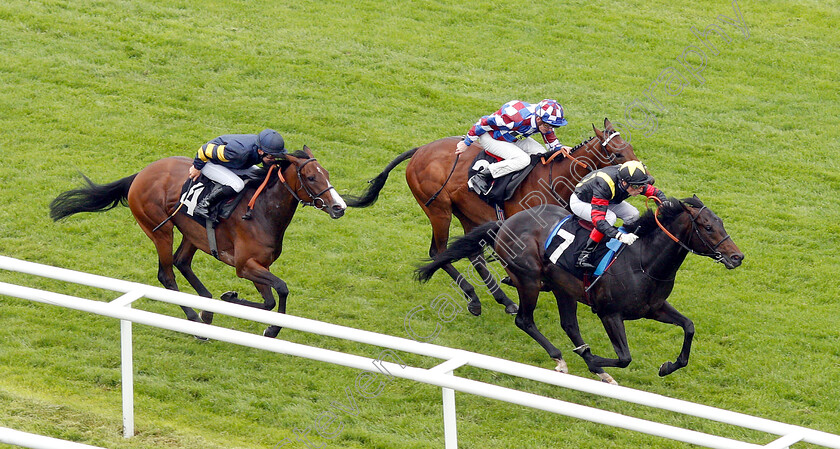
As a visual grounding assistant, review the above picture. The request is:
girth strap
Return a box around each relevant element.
[206,221,219,260]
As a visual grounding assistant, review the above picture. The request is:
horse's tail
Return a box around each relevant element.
[49,173,138,221]
[344,147,418,207]
[415,220,502,283]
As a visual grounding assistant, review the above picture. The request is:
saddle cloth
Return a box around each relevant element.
[544,215,626,279]
[178,176,248,225]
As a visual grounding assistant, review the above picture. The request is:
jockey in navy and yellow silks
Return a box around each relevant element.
[188,129,287,219]
[570,161,667,269]
[193,135,265,171]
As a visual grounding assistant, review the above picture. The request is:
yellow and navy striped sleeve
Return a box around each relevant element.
[193,143,230,168]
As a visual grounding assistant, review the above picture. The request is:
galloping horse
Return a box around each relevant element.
[347,118,637,316]
[417,197,743,384]
[49,148,346,338]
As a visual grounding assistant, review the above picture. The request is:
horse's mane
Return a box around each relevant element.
[631,196,704,237]
[244,150,311,190]
[541,136,596,160]
[570,136,596,153]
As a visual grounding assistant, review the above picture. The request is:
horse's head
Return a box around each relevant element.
[283,146,346,219]
[592,118,638,166]
[659,196,744,269]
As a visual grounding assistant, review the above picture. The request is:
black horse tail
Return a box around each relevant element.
[416,220,502,283]
[344,147,418,207]
[49,173,138,221]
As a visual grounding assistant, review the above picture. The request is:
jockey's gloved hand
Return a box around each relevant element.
[617,233,639,245]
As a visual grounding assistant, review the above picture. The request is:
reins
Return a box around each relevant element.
[541,146,587,169]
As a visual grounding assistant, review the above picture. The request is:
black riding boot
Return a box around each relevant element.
[469,166,494,195]
[576,238,600,269]
[195,184,236,219]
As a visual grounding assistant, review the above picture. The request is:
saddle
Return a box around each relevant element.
[468,149,564,210]
[544,215,626,280]
[178,176,248,226]
[466,152,535,208]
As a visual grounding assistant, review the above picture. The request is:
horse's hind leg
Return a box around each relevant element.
[173,240,215,324]
[467,253,518,315]
[648,301,694,376]
[146,229,202,323]
[427,212,482,316]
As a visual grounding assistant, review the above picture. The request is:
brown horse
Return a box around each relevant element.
[347,118,638,316]
[49,148,346,338]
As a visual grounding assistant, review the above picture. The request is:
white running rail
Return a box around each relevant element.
[0,255,838,449]
[0,427,106,449]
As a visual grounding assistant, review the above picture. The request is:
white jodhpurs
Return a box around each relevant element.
[199,162,260,192]
[478,134,546,178]
[569,193,641,226]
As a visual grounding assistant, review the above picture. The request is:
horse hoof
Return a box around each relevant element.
[467,300,482,316]
[199,310,214,324]
[504,303,519,315]
[597,372,618,385]
[552,358,569,374]
[659,361,676,377]
[500,276,514,287]
[263,325,281,338]
[220,291,239,302]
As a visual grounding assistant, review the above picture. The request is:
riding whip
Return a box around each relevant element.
[152,178,194,232]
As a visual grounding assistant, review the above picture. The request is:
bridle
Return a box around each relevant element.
[599,130,621,165]
[241,158,334,220]
[652,198,732,263]
[277,158,334,210]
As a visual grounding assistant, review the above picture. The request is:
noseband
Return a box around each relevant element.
[279,158,334,210]
[653,200,733,263]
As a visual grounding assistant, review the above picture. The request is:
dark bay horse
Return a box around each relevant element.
[348,118,638,316]
[417,197,743,384]
[49,148,346,338]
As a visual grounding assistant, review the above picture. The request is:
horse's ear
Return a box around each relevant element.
[592,124,603,138]
[302,145,314,158]
[604,117,614,131]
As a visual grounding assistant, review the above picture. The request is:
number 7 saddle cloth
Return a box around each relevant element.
[544,215,626,279]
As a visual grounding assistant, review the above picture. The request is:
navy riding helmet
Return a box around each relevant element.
[258,129,286,156]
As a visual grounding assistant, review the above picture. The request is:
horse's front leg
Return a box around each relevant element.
[648,301,694,376]
[574,313,632,385]
[223,258,289,338]
[512,278,566,371]
[468,254,518,315]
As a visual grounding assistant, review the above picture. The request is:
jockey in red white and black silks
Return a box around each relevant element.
[455,99,571,195]
[570,161,667,269]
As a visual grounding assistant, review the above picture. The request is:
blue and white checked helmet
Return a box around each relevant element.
[536,99,567,127]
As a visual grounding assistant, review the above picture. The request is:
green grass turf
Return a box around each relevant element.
[0,0,838,448]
